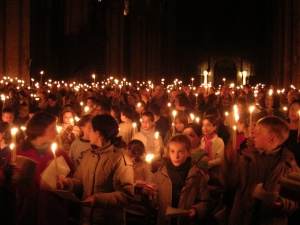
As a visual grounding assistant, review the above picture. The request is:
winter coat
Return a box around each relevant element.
[150,165,211,225]
[66,143,134,225]
[220,147,299,225]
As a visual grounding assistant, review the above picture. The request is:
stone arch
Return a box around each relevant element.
[211,57,237,86]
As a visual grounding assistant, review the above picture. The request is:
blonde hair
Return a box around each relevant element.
[257,116,289,144]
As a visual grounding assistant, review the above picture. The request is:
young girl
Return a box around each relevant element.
[132,111,163,163]
[200,115,224,169]
[164,110,188,146]
[119,106,138,145]
[58,109,80,153]
[143,135,210,225]
[69,114,93,169]
[127,139,153,183]
[183,123,208,172]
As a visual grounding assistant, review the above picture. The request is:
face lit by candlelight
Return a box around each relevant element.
[41,122,58,143]
[62,112,74,125]
[141,115,154,131]
[183,128,200,149]
[288,103,300,121]
[175,119,185,132]
[202,119,217,136]
[168,141,190,167]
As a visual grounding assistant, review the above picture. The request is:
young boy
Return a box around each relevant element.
[221,116,299,225]
[132,111,163,163]
[143,135,210,225]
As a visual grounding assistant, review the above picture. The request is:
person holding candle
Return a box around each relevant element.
[143,134,211,225]
[220,116,299,225]
[258,92,285,119]
[57,114,134,225]
[0,112,75,225]
[119,106,139,145]
[132,111,163,164]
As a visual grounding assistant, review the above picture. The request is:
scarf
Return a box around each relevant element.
[140,127,156,154]
[204,133,216,160]
[166,157,192,207]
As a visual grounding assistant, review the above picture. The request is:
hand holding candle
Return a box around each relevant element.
[249,106,255,138]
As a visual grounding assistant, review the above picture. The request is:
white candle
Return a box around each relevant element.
[145,154,154,164]
[224,111,228,126]
[10,143,16,162]
[195,117,200,124]
[51,143,60,176]
[190,113,195,122]
[132,123,137,137]
[249,106,255,137]
[232,126,237,149]
[172,110,177,136]
[155,131,159,140]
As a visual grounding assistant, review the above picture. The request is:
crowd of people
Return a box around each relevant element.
[0,80,299,225]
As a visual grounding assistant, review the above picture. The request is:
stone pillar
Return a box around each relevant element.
[1,0,30,83]
[105,0,124,78]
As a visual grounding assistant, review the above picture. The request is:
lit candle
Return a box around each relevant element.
[224,111,228,126]
[195,117,200,124]
[195,93,198,103]
[92,74,96,84]
[10,143,16,162]
[51,143,60,177]
[11,127,18,146]
[145,154,154,164]
[249,106,255,137]
[232,125,237,149]
[172,110,177,136]
[84,106,89,114]
[155,131,159,140]
[190,113,195,122]
[132,123,137,137]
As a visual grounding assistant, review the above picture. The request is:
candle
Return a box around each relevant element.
[232,126,237,149]
[249,106,255,137]
[172,110,177,136]
[11,127,18,146]
[195,117,200,124]
[132,123,137,137]
[145,154,154,164]
[10,143,16,162]
[155,131,159,140]
[51,143,60,177]
[84,106,89,114]
[224,111,228,126]
[195,93,198,104]
[190,113,195,122]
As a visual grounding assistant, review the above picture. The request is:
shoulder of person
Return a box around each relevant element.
[113,148,133,166]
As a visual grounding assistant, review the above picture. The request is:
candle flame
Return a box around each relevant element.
[145,154,154,163]
[10,143,14,150]
[233,125,237,130]
[233,105,239,122]
[51,143,57,153]
[155,131,159,139]
[132,123,137,128]
[249,106,255,113]
[172,110,177,117]
[11,127,18,136]
[56,126,62,133]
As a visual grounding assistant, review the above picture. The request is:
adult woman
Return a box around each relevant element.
[0,112,74,225]
[58,114,134,225]
[258,92,284,118]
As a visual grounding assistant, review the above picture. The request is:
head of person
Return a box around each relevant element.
[77,114,93,137]
[2,107,15,126]
[206,93,219,107]
[236,113,249,133]
[287,99,300,122]
[183,123,202,149]
[202,115,219,136]
[153,85,165,99]
[8,88,16,98]
[287,90,299,104]
[47,94,57,107]
[89,114,124,148]
[59,109,76,125]
[141,111,155,131]
[86,97,96,109]
[148,103,161,117]
[243,84,251,94]
[29,106,43,119]
[167,134,191,167]
[249,113,265,138]
[263,93,281,109]
[18,103,29,118]
[174,110,188,132]
[234,96,248,114]
[127,139,146,163]
[110,105,121,123]
[254,116,289,151]
[93,101,110,115]
[135,100,147,115]
[221,85,230,95]
[0,121,12,144]
[174,92,191,110]
[127,94,137,107]
[26,112,57,143]
[204,107,221,119]
[121,106,136,122]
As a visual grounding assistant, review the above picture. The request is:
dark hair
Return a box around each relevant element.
[206,94,218,106]
[2,107,15,116]
[235,96,248,106]
[141,111,155,122]
[77,114,93,127]
[287,99,300,117]
[111,105,121,123]
[59,108,76,124]
[168,134,191,152]
[0,121,12,144]
[203,115,219,128]
[26,112,57,140]
[47,93,57,101]
[184,123,202,137]
[205,107,221,118]
[128,139,145,162]
[121,106,136,121]
[91,114,124,147]
[148,104,161,116]
[175,92,191,108]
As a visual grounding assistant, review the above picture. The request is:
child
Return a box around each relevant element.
[164,110,188,146]
[221,116,299,225]
[0,121,11,166]
[69,114,93,169]
[143,135,210,225]
[132,111,163,163]
[119,106,138,145]
[183,123,208,173]
[128,139,153,183]
[236,113,248,151]
[58,109,80,153]
[200,115,224,169]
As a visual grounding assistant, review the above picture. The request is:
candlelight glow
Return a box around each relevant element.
[51,143,57,153]
[233,105,239,122]
[155,131,159,139]
[11,127,18,136]
[145,154,154,163]
[249,106,255,113]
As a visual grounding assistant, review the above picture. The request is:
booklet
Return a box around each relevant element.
[165,205,190,218]
[40,155,70,190]
[52,190,82,204]
[280,172,300,201]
